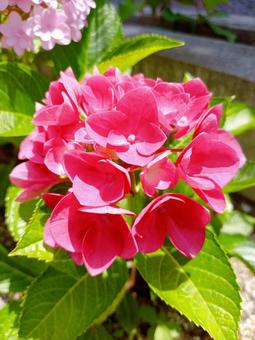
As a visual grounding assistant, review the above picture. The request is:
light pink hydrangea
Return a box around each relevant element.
[0,0,96,55]
[10,67,246,275]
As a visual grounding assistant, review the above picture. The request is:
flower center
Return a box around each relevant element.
[127,134,136,144]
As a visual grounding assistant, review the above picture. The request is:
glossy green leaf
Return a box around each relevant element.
[0,302,21,340]
[0,245,45,293]
[5,186,38,242]
[79,325,113,340]
[219,234,255,273]
[0,62,48,115]
[136,230,241,340]
[19,261,128,340]
[10,200,54,261]
[224,101,255,136]
[47,0,122,78]
[224,161,255,193]
[98,34,184,73]
[0,111,34,137]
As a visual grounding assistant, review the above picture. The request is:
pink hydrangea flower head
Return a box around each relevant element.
[86,87,167,166]
[63,150,131,207]
[133,193,210,257]
[140,151,178,197]
[9,0,33,12]
[0,11,33,55]
[0,0,8,11]
[44,192,137,275]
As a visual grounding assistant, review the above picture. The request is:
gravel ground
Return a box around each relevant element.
[231,258,255,340]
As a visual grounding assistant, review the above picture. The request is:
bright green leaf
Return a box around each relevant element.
[136,230,241,340]
[5,186,38,242]
[97,34,184,73]
[47,0,122,78]
[224,101,255,136]
[0,111,34,137]
[219,234,255,273]
[224,161,255,193]
[10,200,54,261]
[0,302,21,339]
[19,261,128,340]
[0,62,48,115]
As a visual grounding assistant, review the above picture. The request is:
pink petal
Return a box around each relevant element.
[141,151,178,197]
[82,214,137,276]
[117,87,159,123]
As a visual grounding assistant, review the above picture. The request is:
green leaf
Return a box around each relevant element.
[219,234,255,273]
[118,0,143,21]
[223,101,255,136]
[19,261,128,340]
[79,325,113,340]
[0,302,21,339]
[220,210,255,237]
[224,161,255,193]
[10,200,54,261]
[0,111,34,137]
[0,62,48,115]
[0,245,45,293]
[47,0,122,78]
[136,230,241,340]
[97,34,184,73]
[116,293,139,333]
[5,186,38,242]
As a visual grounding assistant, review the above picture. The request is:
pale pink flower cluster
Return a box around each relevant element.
[0,0,96,55]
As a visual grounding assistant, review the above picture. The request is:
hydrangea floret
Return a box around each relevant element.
[0,0,96,55]
[10,67,246,275]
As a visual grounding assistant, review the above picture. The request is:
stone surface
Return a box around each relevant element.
[125,24,255,83]
[231,258,255,340]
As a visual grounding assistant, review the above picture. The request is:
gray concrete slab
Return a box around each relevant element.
[124,24,255,83]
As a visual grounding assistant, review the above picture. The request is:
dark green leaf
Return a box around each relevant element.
[136,230,241,340]
[19,261,128,340]
[0,62,48,115]
[116,293,139,333]
[0,245,45,293]
[78,325,113,340]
